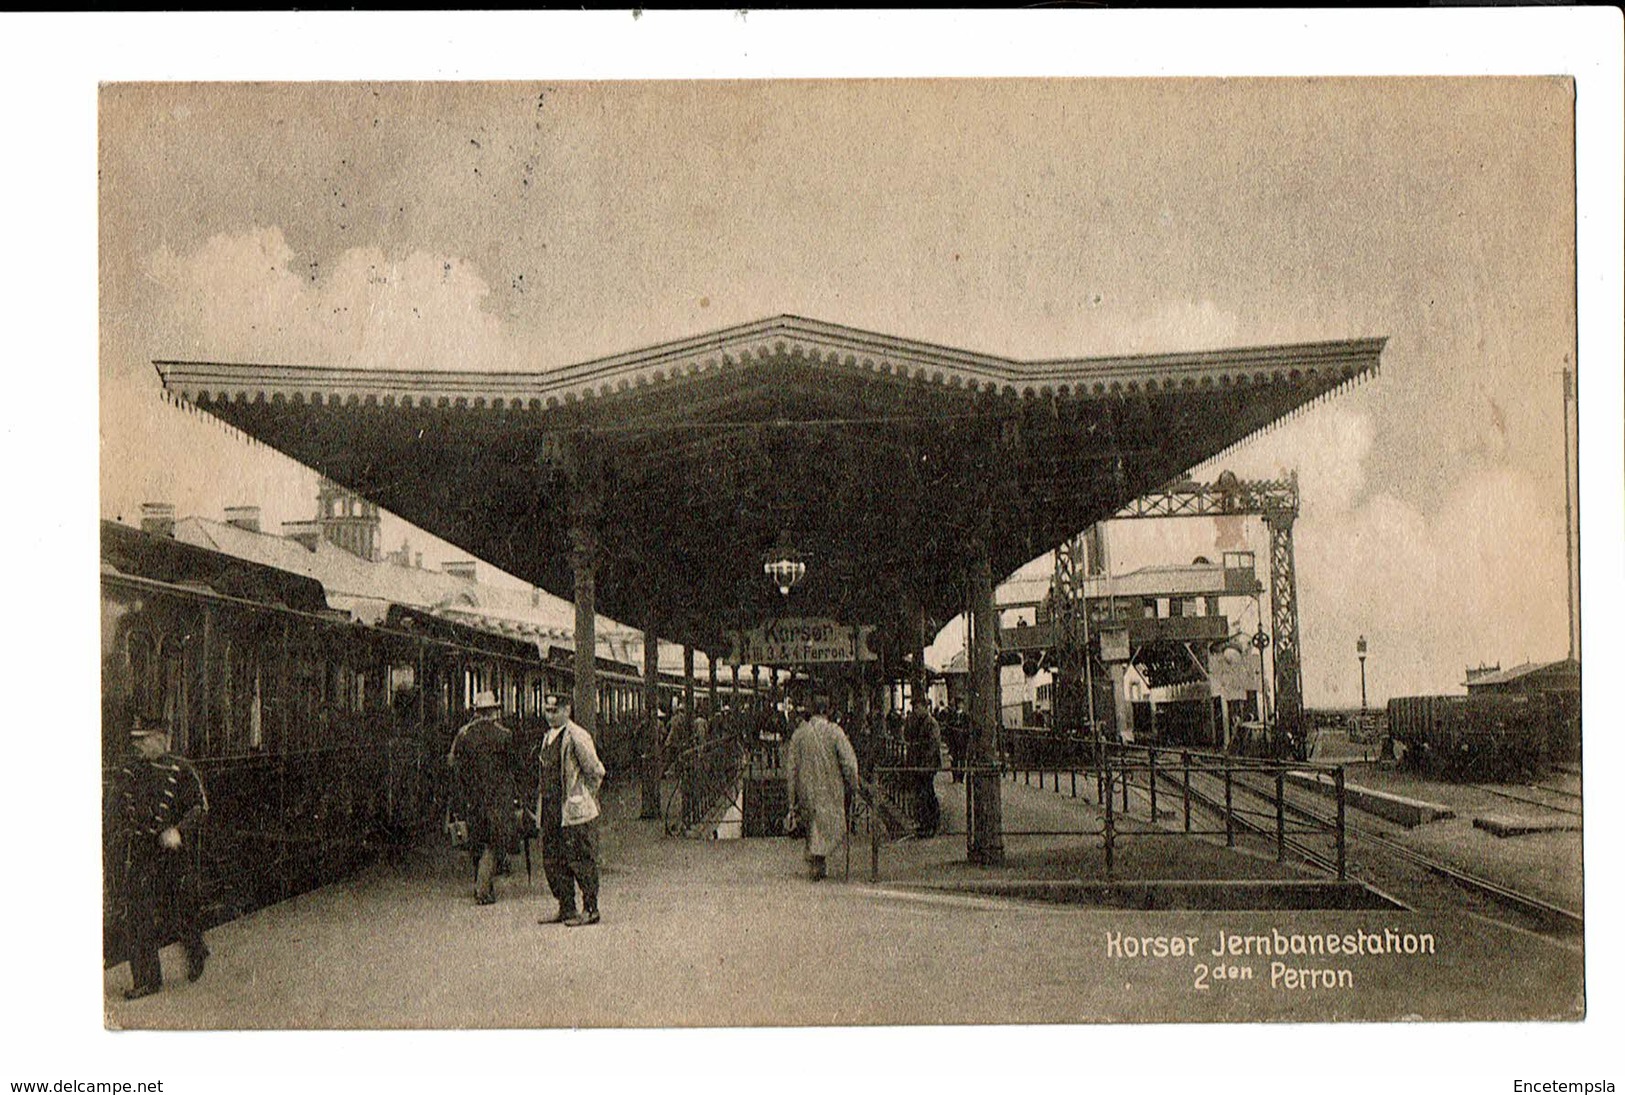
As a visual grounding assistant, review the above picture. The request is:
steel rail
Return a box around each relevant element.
[1141,766,1344,877]
[1472,784,1583,818]
[1226,770,1584,932]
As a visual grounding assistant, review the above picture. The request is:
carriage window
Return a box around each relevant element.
[389,663,416,724]
[162,639,187,752]
[249,663,263,750]
[230,642,264,755]
[126,631,158,725]
[291,653,322,751]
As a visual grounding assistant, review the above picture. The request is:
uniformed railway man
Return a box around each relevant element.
[108,717,210,1000]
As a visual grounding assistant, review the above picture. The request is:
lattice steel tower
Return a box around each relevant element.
[1054,470,1303,751]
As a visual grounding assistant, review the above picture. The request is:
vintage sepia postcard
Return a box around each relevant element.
[14,9,1622,1095]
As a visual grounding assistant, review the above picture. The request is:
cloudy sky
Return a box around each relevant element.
[100,76,1579,707]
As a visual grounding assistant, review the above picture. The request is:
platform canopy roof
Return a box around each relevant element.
[155,315,1383,659]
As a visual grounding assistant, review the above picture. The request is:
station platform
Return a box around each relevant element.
[105,779,1584,1028]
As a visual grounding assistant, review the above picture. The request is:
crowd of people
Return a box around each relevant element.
[106,683,978,998]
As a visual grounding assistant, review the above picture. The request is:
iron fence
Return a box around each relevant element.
[862,740,1347,884]
[662,734,750,837]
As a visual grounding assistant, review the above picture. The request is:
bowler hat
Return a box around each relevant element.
[473,690,500,711]
[129,715,167,738]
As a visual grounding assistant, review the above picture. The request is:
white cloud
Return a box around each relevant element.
[1108,298,1243,355]
[144,227,527,371]
[937,401,1568,709]
[1255,407,1570,705]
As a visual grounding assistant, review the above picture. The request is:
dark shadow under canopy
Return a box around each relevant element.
[155,315,1383,661]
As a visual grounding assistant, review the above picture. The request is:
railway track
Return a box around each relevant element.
[1014,758,1584,936]
[1132,765,1345,880]
[1215,769,1584,934]
[1473,783,1583,818]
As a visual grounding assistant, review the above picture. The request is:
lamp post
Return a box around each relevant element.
[1252,627,1271,732]
[1357,635,1368,713]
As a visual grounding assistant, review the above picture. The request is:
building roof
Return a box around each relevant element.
[1462,658,1579,690]
[998,561,1261,605]
[171,515,645,661]
[1085,563,1259,600]
[101,520,330,614]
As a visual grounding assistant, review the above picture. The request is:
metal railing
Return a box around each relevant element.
[861,737,1347,884]
[1089,743,1347,880]
[662,734,750,837]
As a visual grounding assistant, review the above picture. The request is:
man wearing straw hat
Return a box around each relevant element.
[448,690,516,906]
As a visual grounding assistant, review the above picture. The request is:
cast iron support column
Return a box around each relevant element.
[641,617,661,819]
[968,540,1005,866]
[912,601,929,703]
[569,503,599,737]
[683,646,696,723]
[708,654,719,717]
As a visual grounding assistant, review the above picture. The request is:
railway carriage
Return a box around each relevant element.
[101,520,675,959]
[1386,694,1549,781]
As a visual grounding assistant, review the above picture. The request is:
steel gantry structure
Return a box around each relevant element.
[1050,470,1303,749]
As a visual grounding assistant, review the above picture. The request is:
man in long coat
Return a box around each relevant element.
[785,696,862,881]
[448,690,516,906]
[107,718,210,1000]
[904,696,944,837]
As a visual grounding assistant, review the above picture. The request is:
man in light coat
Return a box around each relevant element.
[785,695,862,881]
[535,694,606,926]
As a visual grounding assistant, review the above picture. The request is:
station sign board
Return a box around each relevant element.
[1098,625,1131,663]
[727,617,878,666]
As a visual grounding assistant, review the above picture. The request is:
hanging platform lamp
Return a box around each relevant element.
[763,531,807,596]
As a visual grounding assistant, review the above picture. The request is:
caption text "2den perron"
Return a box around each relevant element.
[1104,926,1436,992]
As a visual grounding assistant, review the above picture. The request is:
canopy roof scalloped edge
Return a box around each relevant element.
[152,315,1386,653]
[155,314,1386,415]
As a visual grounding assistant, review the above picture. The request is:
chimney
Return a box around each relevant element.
[443,560,477,582]
[282,520,322,552]
[414,553,423,570]
[140,502,176,538]
[224,505,262,534]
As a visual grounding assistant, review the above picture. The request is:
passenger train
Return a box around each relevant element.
[101,519,740,958]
